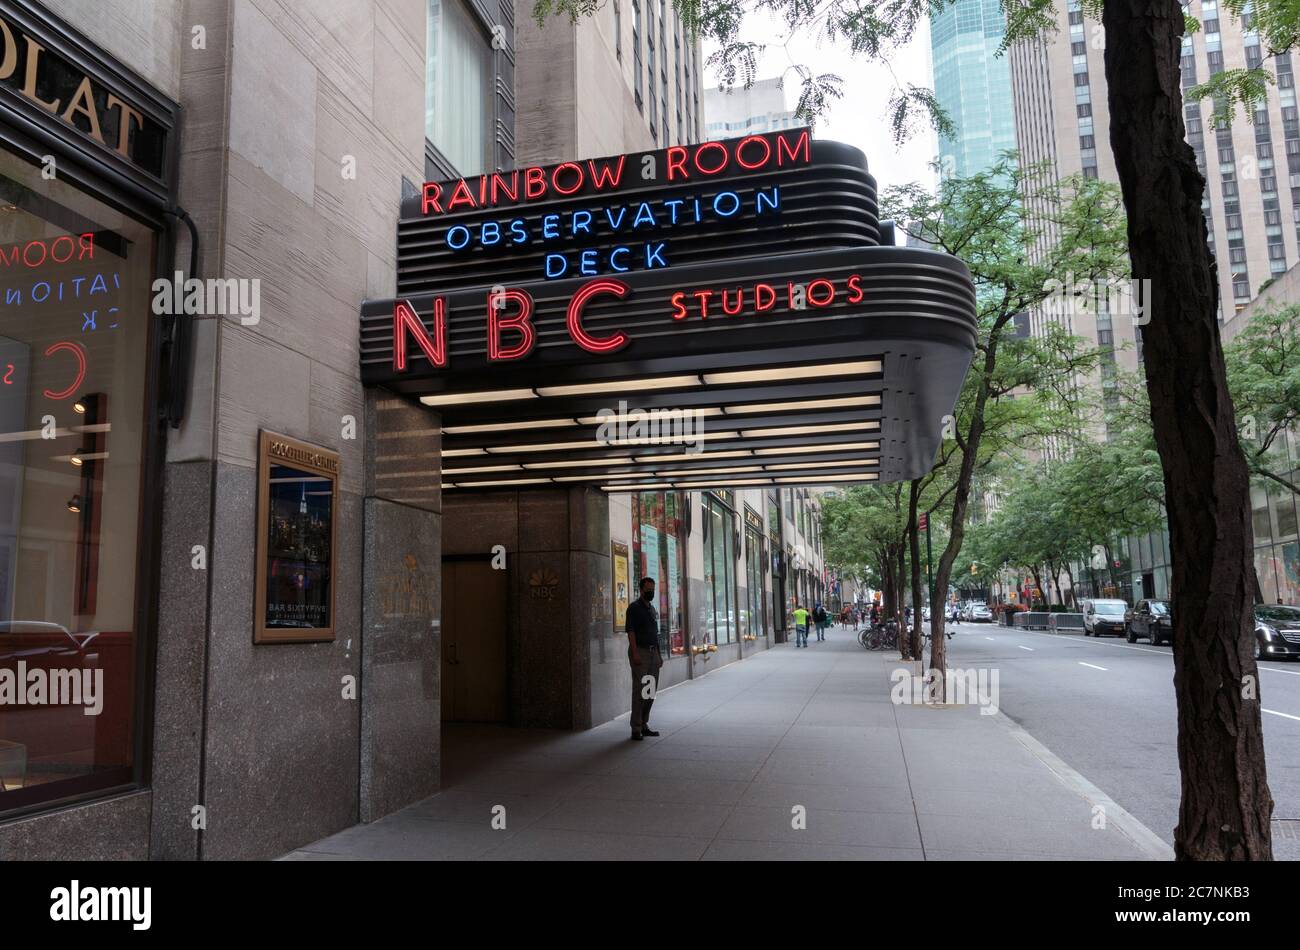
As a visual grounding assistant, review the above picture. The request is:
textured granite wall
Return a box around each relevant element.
[359,394,442,822]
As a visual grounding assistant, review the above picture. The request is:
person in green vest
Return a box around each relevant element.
[792,603,810,648]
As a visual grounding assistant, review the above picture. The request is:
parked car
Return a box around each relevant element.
[969,603,992,622]
[1082,598,1129,637]
[1253,604,1300,661]
[1126,599,1172,645]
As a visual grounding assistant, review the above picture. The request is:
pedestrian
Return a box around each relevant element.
[792,603,810,647]
[813,601,828,641]
[625,576,662,741]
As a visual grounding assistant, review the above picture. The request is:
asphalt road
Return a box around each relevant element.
[942,620,1300,860]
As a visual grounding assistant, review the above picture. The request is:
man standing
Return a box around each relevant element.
[792,603,810,648]
[625,576,662,741]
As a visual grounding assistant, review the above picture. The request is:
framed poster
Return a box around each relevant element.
[612,540,629,634]
[254,431,339,643]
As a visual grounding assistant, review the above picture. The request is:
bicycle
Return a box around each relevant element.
[860,620,899,650]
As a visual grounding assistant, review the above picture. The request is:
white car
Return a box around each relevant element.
[969,603,992,622]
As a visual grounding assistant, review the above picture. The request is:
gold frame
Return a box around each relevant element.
[254,430,340,644]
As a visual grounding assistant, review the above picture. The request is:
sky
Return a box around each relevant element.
[701,9,940,203]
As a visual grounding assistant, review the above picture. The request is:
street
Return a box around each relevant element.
[943,620,1300,860]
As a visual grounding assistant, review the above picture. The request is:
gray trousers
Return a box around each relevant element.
[629,645,662,731]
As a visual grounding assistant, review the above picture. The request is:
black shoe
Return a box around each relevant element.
[630,732,643,741]
[642,728,660,737]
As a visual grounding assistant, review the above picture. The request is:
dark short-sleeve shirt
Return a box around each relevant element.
[625,598,659,648]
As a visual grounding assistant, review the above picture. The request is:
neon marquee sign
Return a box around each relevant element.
[388,268,884,373]
[420,130,811,216]
[416,129,812,282]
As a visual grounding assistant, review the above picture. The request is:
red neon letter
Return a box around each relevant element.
[524,167,547,199]
[42,341,86,400]
[693,141,729,176]
[735,135,772,170]
[721,288,743,316]
[755,283,776,312]
[488,289,536,361]
[421,181,443,215]
[394,299,447,371]
[670,291,688,321]
[491,171,519,204]
[552,162,584,195]
[776,129,812,167]
[807,278,836,307]
[666,146,688,181]
[692,290,714,319]
[567,278,630,353]
[587,156,626,190]
[846,274,864,304]
[447,179,477,211]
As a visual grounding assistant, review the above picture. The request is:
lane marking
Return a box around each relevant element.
[1079,662,1108,671]
[1018,645,1034,651]
[1263,708,1300,722]
[985,636,995,641]
[1022,630,1300,678]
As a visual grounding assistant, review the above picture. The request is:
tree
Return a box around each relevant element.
[1226,302,1300,496]
[884,158,1126,689]
[535,0,1278,861]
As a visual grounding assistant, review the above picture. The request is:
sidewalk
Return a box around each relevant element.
[285,630,1169,860]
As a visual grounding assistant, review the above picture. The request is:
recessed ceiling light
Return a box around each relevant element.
[442,418,577,434]
[420,388,537,406]
[536,375,700,397]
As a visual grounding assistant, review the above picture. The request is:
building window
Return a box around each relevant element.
[631,492,686,655]
[702,493,737,646]
[426,0,495,176]
[0,150,157,806]
[633,0,643,108]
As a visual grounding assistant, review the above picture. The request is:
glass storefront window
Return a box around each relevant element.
[1256,545,1282,604]
[1,150,154,805]
[702,493,736,645]
[631,490,686,655]
[744,519,765,638]
[1279,541,1300,604]
[426,0,495,176]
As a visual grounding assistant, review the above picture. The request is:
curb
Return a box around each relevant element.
[992,709,1176,861]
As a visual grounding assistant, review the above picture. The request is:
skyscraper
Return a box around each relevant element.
[703,76,801,141]
[1010,0,1292,322]
[930,0,1018,177]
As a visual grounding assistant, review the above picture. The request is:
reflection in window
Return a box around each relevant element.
[632,491,685,655]
[426,0,494,176]
[0,151,154,806]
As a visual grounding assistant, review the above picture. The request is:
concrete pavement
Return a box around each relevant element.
[285,627,1167,861]
[941,619,1300,860]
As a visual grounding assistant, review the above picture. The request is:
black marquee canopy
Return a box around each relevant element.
[360,129,977,497]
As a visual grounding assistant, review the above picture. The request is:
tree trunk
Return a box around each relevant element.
[1103,0,1272,860]
[896,542,908,657]
[930,337,1003,698]
[1030,565,1044,608]
[1064,561,1077,608]
[908,480,925,662]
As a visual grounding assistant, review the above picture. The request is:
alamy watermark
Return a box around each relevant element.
[1042,273,1152,326]
[594,399,706,453]
[890,666,1000,715]
[0,663,104,716]
[151,272,261,325]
